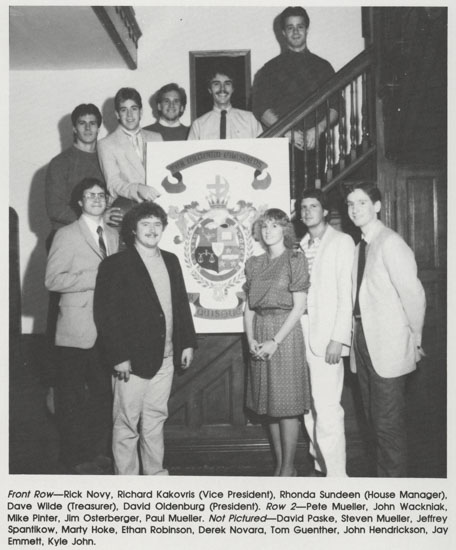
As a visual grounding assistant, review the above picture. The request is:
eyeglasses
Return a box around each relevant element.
[83,192,107,200]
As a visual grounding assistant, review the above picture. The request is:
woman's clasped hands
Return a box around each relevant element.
[248,338,278,361]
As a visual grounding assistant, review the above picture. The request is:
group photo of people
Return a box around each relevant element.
[9,5,446,479]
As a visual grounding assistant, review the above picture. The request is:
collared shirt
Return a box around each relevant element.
[188,105,263,140]
[300,225,327,276]
[80,215,109,255]
[121,127,144,163]
[361,218,382,245]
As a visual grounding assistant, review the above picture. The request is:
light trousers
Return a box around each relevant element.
[112,356,174,475]
[301,315,347,477]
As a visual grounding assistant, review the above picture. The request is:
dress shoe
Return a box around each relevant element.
[93,455,113,474]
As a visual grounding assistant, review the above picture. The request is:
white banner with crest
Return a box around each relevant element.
[147,138,290,332]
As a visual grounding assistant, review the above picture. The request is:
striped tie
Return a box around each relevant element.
[97,226,107,259]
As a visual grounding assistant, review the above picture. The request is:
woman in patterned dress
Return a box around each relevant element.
[244,208,310,476]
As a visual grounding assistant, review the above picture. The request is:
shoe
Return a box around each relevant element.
[72,460,105,475]
[93,455,113,469]
[93,455,114,474]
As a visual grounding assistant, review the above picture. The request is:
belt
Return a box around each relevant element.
[354,315,362,321]
[255,308,289,316]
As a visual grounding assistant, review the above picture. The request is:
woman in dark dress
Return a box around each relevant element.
[244,208,310,476]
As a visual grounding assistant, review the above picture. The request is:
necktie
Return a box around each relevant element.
[353,238,366,316]
[97,226,107,259]
[133,132,143,164]
[220,110,227,139]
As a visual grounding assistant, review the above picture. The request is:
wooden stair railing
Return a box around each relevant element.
[260,47,376,199]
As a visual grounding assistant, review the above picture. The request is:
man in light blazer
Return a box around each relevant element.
[45,177,119,474]
[300,189,354,477]
[346,181,426,477]
[97,87,162,211]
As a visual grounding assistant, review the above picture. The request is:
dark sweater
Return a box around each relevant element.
[45,146,104,230]
[143,121,189,141]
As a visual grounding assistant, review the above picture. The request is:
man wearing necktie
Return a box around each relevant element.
[45,178,119,474]
[346,182,426,477]
[98,87,163,212]
[188,67,263,140]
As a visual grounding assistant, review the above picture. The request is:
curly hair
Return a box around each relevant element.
[121,202,168,247]
[253,208,296,250]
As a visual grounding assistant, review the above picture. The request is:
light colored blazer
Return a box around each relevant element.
[45,217,119,349]
[350,220,426,378]
[301,225,355,357]
[97,126,162,201]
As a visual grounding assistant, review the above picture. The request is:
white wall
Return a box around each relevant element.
[9,6,364,333]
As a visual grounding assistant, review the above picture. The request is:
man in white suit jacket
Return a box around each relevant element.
[347,182,426,477]
[300,190,354,477]
[45,178,119,474]
[97,87,162,208]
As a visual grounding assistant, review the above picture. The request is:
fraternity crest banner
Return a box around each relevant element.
[146,138,290,333]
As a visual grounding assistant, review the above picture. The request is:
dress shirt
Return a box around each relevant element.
[300,225,327,276]
[121,128,144,164]
[188,106,263,140]
[80,215,109,255]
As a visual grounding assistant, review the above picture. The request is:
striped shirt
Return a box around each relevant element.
[301,236,321,276]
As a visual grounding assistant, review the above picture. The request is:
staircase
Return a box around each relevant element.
[260,47,377,201]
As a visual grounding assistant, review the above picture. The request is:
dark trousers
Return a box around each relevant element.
[44,291,60,387]
[353,320,408,477]
[55,345,112,468]
[44,230,58,387]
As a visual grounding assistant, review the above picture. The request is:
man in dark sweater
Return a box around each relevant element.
[46,104,104,242]
[252,6,338,194]
[144,83,189,141]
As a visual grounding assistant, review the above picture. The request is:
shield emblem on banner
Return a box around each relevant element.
[212,242,224,257]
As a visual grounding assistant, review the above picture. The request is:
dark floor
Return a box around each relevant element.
[9,335,447,477]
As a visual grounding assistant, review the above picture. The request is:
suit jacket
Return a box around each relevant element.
[97,126,162,201]
[94,246,197,379]
[45,217,119,349]
[350,220,426,378]
[301,225,355,357]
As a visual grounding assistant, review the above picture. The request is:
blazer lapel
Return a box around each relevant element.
[128,247,162,308]
[77,217,103,260]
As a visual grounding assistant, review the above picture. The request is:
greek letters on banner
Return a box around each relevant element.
[147,138,290,332]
